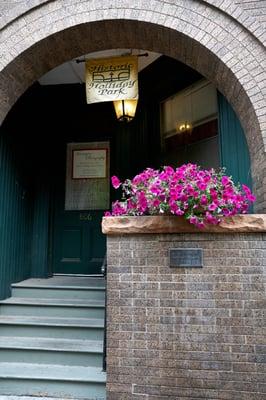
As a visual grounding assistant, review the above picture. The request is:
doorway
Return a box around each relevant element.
[51,141,110,275]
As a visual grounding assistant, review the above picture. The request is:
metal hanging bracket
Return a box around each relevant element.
[75,52,148,63]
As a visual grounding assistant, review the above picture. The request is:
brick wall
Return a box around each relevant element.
[106,232,266,399]
[235,1,266,26]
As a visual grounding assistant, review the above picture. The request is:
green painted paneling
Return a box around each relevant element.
[113,103,153,180]
[0,130,33,300]
[218,92,252,189]
[31,181,50,278]
[0,83,52,299]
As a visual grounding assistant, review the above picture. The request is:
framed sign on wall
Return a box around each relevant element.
[65,141,110,210]
[72,148,107,179]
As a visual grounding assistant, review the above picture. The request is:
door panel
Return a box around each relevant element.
[52,209,106,275]
[61,228,82,262]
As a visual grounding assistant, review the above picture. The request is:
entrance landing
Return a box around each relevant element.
[13,276,105,288]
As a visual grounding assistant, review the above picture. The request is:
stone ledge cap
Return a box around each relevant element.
[102,215,266,234]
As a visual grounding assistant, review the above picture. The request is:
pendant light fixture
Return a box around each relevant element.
[113,99,138,122]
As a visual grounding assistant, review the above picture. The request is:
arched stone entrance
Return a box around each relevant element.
[0,0,265,208]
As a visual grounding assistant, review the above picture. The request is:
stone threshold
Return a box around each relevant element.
[102,215,266,234]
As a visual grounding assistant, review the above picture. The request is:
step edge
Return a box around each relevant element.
[0,320,104,328]
[11,285,106,291]
[0,300,105,309]
[0,363,106,383]
[0,397,105,400]
[0,374,106,383]
[0,337,103,353]
[0,395,106,400]
[0,344,103,353]
[0,337,103,345]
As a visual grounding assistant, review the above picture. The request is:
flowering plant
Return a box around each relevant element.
[105,164,256,228]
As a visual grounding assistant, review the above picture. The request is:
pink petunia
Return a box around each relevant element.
[221,176,230,186]
[111,176,121,189]
[208,202,217,211]
[200,194,208,206]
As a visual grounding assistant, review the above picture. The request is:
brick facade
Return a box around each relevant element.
[106,230,266,399]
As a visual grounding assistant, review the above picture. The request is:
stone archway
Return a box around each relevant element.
[0,1,265,210]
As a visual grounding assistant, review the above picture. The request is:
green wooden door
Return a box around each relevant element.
[51,141,109,275]
[52,206,106,275]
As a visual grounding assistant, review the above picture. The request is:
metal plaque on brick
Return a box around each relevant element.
[169,248,203,268]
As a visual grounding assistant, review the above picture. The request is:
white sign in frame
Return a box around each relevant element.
[72,148,107,179]
[65,142,110,210]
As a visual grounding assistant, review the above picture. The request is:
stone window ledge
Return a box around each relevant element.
[102,215,266,234]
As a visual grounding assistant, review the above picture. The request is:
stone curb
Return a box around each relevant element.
[102,214,266,234]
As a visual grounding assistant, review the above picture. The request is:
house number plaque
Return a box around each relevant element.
[79,213,92,221]
[169,248,203,268]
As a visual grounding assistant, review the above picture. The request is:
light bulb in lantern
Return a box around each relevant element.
[113,99,138,122]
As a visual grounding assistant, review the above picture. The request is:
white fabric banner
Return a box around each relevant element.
[85,55,138,104]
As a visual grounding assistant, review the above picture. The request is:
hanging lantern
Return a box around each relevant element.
[113,99,138,122]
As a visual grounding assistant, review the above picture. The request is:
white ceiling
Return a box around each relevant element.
[38,49,161,85]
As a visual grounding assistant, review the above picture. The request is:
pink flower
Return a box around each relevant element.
[169,200,184,216]
[176,209,184,216]
[205,212,220,225]
[196,221,205,229]
[197,181,207,191]
[189,216,200,226]
[127,199,135,210]
[200,195,208,206]
[242,184,251,195]
[112,201,127,216]
[208,202,217,211]
[111,176,121,189]
[179,193,188,202]
[222,208,231,216]
[152,199,161,208]
[242,185,256,202]
[221,176,230,186]
[210,188,218,201]
[137,191,148,213]
[150,184,162,196]
[247,194,256,202]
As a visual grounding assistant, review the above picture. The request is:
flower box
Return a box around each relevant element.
[102,214,266,234]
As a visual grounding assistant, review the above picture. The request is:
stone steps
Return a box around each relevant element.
[0,277,106,399]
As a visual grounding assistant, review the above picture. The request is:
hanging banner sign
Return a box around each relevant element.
[85,55,138,104]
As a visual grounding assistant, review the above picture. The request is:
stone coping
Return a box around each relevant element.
[102,215,266,234]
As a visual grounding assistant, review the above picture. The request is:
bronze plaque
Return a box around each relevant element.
[169,248,203,268]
